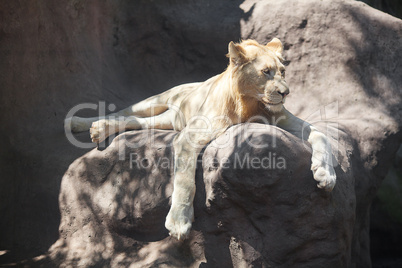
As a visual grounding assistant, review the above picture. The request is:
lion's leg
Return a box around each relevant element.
[276,108,336,191]
[117,82,202,118]
[112,95,169,118]
[90,109,176,143]
[65,82,201,133]
[164,128,213,240]
[65,94,170,133]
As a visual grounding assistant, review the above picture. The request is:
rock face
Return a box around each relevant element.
[0,0,401,267]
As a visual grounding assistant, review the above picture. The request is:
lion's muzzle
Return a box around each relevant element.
[275,80,289,98]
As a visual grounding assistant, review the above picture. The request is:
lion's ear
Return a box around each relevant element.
[266,38,284,58]
[228,41,247,66]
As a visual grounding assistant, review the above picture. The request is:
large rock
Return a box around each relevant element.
[0,0,401,267]
[45,124,355,267]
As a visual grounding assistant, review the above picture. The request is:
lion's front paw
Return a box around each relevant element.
[165,204,193,241]
[90,119,118,144]
[311,163,336,192]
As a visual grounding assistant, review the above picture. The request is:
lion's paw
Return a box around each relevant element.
[165,205,193,241]
[311,164,336,192]
[90,119,118,143]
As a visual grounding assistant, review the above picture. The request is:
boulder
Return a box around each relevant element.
[47,124,356,267]
[0,0,401,267]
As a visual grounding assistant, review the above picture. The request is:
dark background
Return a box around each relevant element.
[360,0,402,19]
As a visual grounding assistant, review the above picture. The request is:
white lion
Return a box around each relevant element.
[65,38,336,240]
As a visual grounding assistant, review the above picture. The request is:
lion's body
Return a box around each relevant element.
[65,38,336,240]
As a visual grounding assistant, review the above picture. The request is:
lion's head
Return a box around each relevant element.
[227,38,289,114]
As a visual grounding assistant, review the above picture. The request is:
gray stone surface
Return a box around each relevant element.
[46,125,355,267]
[0,0,401,267]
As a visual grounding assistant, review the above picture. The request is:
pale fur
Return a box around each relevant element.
[65,38,336,240]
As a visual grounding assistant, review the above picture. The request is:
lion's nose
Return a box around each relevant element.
[275,80,289,98]
[278,91,289,98]
[277,87,289,98]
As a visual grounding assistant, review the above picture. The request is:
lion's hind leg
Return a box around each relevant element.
[115,96,169,118]
[90,109,175,143]
[64,92,171,133]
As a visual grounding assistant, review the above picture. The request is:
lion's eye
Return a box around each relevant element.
[262,68,271,76]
